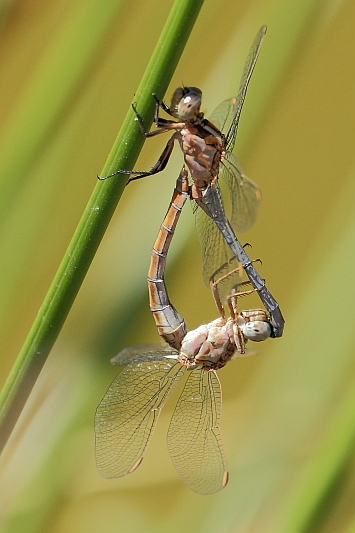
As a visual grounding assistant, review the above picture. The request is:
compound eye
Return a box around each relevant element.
[170,87,201,120]
[242,321,272,342]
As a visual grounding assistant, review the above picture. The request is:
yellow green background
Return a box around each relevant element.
[0,0,355,531]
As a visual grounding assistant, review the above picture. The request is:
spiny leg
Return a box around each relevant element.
[227,280,261,319]
[98,132,177,181]
[209,255,262,319]
[98,97,180,180]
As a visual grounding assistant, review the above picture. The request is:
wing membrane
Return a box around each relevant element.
[221,151,261,232]
[194,163,260,294]
[209,26,266,151]
[194,27,265,287]
[167,368,228,495]
[95,355,184,478]
[194,190,230,289]
[111,345,178,366]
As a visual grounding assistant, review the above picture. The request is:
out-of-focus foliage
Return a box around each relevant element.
[0,0,355,532]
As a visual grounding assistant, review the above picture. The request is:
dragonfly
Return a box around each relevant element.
[95,170,272,494]
[98,25,284,337]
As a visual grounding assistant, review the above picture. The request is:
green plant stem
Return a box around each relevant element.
[281,376,355,533]
[0,0,204,453]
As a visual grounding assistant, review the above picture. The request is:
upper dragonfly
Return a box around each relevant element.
[98,25,284,337]
[95,170,273,494]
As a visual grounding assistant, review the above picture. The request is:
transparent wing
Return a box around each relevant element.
[194,159,260,295]
[95,353,185,479]
[208,97,235,140]
[194,192,231,289]
[209,25,267,151]
[194,28,265,290]
[110,345,176,366]
[221,151,261,232]
[167,368,228,495]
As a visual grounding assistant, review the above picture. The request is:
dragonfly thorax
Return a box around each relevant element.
[170,87,202,121]
[178,318,235,370]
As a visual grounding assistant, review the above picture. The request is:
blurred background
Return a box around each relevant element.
[0,0,355,531]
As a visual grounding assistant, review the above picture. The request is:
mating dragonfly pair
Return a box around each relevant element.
[95,26,285,495]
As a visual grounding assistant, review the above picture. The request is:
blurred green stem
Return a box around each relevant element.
[0,0,204,452]
[281,375,355,533]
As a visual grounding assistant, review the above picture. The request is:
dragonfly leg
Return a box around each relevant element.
[209,257,237,319]
[210,256,262,291]
[132,102,178,137]
[227,281,260,319]
[98,132,177,181]
[210,256,263,320]
[127,135,177,182]
[152,93,173,116]
[209,281,225,320]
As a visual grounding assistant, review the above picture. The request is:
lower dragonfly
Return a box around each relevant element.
[98,26,284,337]
[95,169,272,495]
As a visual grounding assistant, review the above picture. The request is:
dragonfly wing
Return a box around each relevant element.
[193,187,231,288]
[95,354,184,478]
[110,345,178,366]
[209,26,267,152]
[221,151,261,232]
[208,97,236,139]
[167,368,228,495]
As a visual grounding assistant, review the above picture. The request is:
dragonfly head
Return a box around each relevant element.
[170,87,202,121]
[237,310,272,342]
[241,320,272,342]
